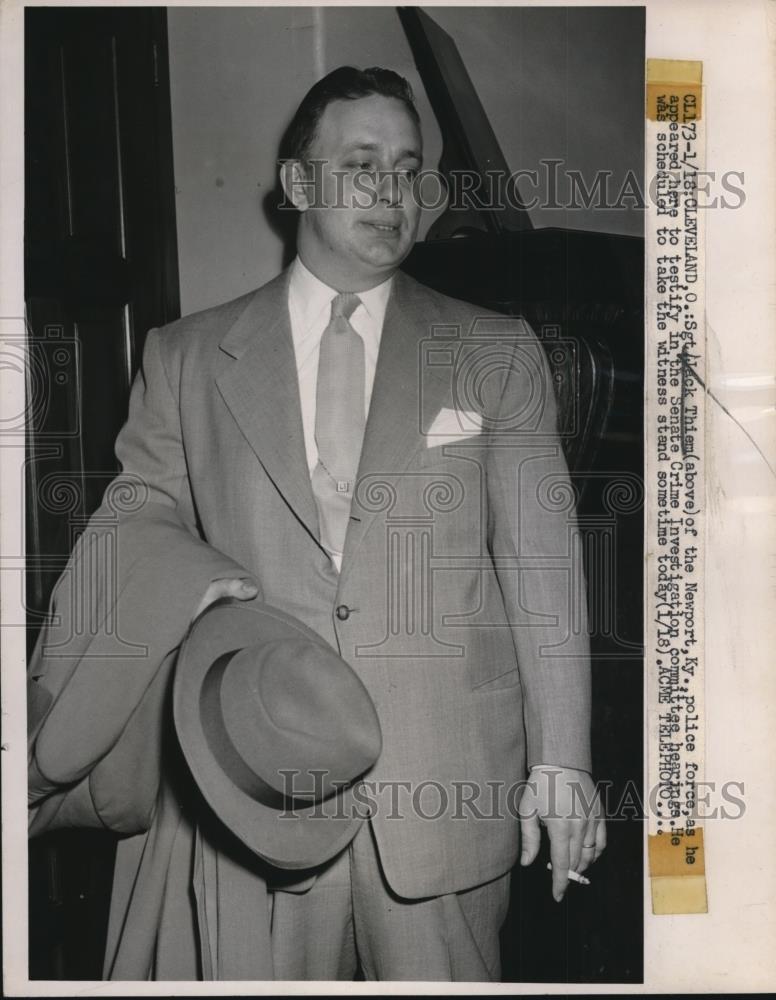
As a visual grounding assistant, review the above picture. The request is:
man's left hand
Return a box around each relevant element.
[518,765,606,902]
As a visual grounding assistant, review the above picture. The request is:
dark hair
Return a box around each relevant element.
[282,66,420,163]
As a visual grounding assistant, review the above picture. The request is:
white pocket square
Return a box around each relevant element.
[425,407,482,447]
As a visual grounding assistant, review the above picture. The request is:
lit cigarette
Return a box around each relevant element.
[546,862,590,885]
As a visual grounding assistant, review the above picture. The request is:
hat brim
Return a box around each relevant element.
[173,599,374,870]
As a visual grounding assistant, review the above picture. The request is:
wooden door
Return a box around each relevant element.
[25,7,180,978]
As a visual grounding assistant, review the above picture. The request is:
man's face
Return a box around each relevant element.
[293,94,423,290]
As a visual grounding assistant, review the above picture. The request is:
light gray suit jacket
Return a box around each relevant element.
[29,266,591,909]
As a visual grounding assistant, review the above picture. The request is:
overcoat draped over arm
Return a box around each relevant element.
[27,327,277,979]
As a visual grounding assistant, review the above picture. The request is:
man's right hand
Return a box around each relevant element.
[192,577,259,622]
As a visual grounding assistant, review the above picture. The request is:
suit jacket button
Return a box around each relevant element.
[335,605,351,621]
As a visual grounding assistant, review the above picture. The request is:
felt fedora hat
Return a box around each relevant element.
[173,598,381,869]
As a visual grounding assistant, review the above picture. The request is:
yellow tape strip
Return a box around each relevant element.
[651,876,708,915]
[648,829,708,913]
[646,58,703,122]
[648,828,705,877]
[647,59,703,85]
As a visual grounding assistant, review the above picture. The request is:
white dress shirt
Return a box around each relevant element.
[288,255,393,473]
[288,256,393,568]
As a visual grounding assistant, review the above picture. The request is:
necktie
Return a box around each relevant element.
[311,292,365,563]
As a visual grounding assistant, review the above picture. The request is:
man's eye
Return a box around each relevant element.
[351,161,375,172]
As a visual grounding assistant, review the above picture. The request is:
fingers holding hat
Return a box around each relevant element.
[193,576,259,622]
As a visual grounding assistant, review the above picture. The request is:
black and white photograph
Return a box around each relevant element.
[2,1,774,994]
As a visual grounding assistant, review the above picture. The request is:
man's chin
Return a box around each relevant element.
[356,241,412,273]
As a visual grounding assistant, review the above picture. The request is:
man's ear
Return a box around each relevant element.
[280,160,311,212]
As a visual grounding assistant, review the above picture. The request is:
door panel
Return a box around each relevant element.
[25,7,180,978]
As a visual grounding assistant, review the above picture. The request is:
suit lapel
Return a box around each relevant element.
[340,271,450,583]
[215,270,320,544]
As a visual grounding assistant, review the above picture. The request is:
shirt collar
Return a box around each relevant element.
[289,255,393,333]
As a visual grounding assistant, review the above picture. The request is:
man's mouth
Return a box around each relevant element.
[363,221,401,234]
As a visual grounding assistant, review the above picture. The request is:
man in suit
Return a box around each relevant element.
[28,66,604,981]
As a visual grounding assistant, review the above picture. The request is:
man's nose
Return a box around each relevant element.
[377,170,403,207]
